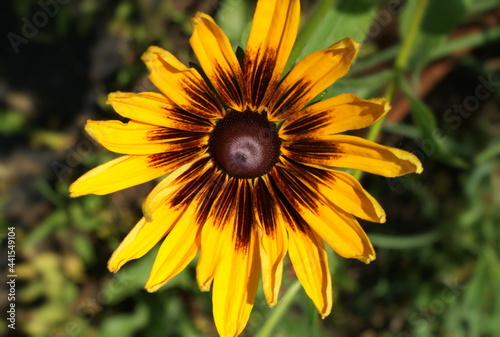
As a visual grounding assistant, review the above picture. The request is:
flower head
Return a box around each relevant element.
[70,0,422,336]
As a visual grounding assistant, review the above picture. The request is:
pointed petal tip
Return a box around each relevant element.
[142,208,154,222]
[407,154,424,175]
[320,311,331,320]
[190,11,206,26]
[68,181,86,198]
[141,45,165,69]
[345,37,361,49]
[377,208,387,224]
[141,200,155,222]
[358,253,376,264]
[107,261,120,273]
[105,91,121,105]
[335,37,361,57]
[107,253,127,273]
[68,188,79,198]
[198,279,212,292]
[266,299,278,307]
[197,267,214,292]
[373,97,392,114]
[83,120,98,140]
[145,282,164,293]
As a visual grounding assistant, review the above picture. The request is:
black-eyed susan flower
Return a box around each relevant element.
[70,0,423,335]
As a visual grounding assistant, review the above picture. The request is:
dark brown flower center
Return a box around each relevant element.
[209,110,281,179]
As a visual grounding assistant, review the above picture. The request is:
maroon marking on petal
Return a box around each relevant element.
[270,79,310,118]
[170,163,217,207]
[244,48,278,108]
[234,179,253,251]
[147,128,205,141]
[253,177,277,236]
[282,158,333,186]
[194,169,226,226]
[212,63,244,108]
[284,139,342,161]
[179,80,223,118]
[282,111,333,136]
[174,156,212,185]
[212,177,239,228]
[162,106,214,132]
[273,165,318,211]
[148,146,204,169]
[268,170,309,233]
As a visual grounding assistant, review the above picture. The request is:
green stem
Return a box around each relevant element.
[254,280,302,337]
[352,0,429,181]
[394,0,429,71]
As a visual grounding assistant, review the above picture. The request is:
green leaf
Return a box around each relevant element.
[399,74,468,168]
[216,0,252,47]
[254,280,302,337]
[350,44,399,76]
[288,0,376,72]
[326,69,394,99]
[74,236,96,265]
[352,26,500,78]
[383,122,421,139]
[429,26,500,62]
[23,210,67,247]
[101,246,159,305]
[475,138,500,163]
[98,302,149,337]
[0,110,25,134]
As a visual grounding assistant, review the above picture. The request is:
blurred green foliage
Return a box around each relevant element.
[2,0,500,336]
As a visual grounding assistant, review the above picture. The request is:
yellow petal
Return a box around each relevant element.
[320,170,386,223]
[281,159,385,223]
[282,134,423,177]
[270,166,375,263]
[142,155,213,220]
[304,203,375,264]
[107,91,214,132]
[258,223,287,307]
[254,176,287,306]
[195,176,235,292]
[196,206,234,292]
[197,177,249,292]
[107,201,187,272]
[190,12,244,110]
[280,94,390,140]
[145,203,201,292]
[243,0,300,110]
[212,227,260,337]
[287,227,332,318]
[269,38,360,121]
[85,120,208,155]
[69,155,167,197]
[142,46,224,119]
